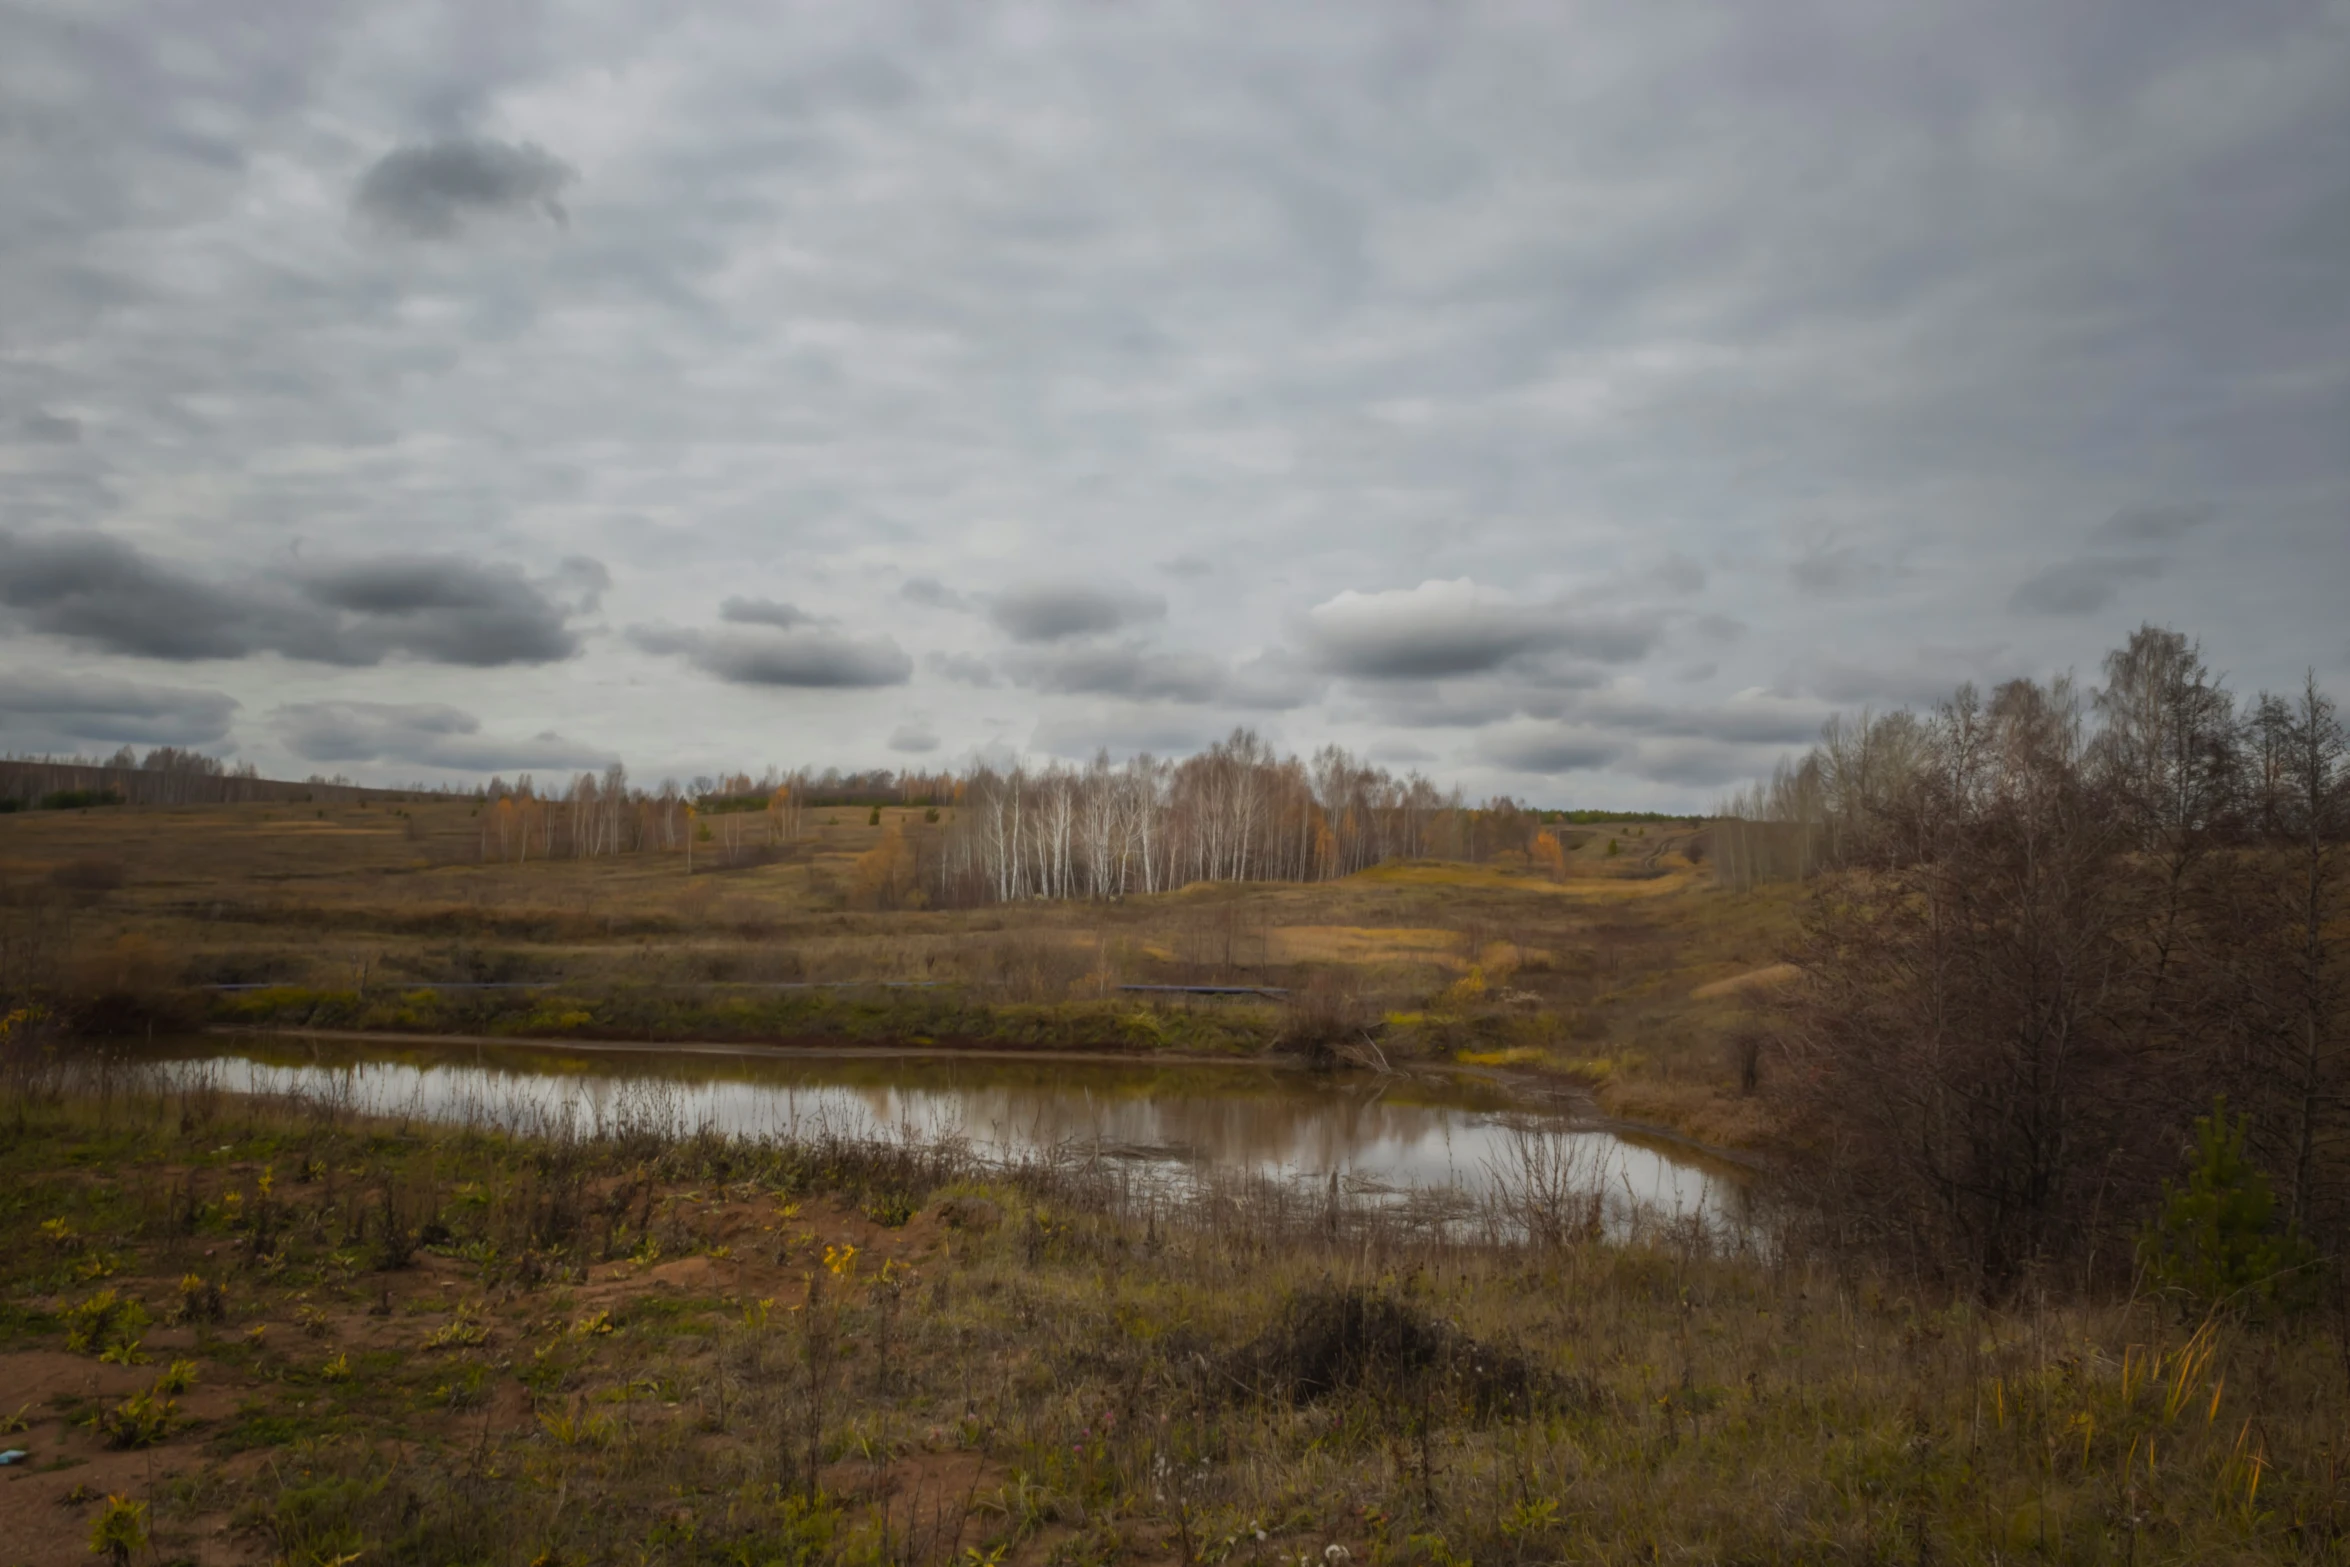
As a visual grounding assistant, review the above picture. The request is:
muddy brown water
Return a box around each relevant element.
[126,1034,1747,1227]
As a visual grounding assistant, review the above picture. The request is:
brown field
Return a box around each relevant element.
[0,798,1801,1150]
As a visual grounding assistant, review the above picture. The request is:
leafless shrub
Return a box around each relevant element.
[1276,973,1373,1069]
[1483,1124,1606,1250]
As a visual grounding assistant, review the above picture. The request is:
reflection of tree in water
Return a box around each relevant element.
[133,1039,1725,1216]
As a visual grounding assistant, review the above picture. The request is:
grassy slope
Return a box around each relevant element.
[0,1093,2338,1566]
[2,800,1798,1148]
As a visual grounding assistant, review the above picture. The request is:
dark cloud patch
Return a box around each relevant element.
[1158,555,1215,580]
[989,582,1166,643]
[630,625,911,688]
[1448,689,1828,779]
[353,138,575,239]
[2009,556,2166,616]
[926,651,998,687]
[886,722,940,754]
[0,669,239,749]
[900,577,968,610]
[1546,692,1831,747]
[1346,683,1540,731]
[0,533,596,667]
[20,410,82,443]
[2005,502,2207,619]
[0,532,253,659]
[1487,727,1778,790]
[2097,502,2214,543]
[272,701,612,772]
[297,555,584,664]
[1005,644,1319,709]
[720,596,818,629]
[1305,580,1659,680]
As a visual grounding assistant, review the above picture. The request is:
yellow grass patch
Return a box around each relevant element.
[1264,925,1460,963]
[1346,860,1703,900]
[1456,1045,1545,1067]
[1346,861,1549,891]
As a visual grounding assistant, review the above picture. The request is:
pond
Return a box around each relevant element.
[127,1034,1749,1229]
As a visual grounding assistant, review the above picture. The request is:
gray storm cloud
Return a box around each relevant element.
[0,670,240,749]
[0,533,254,660]
[297,556,588,664]
[988,584,1166,644]
[1304,581,1660,680]
[630,625,913,688]
[354,138,577,238]
[0,534,598,668]
[720,597,820,629]
[1477,724,1623,775]
[1442,687,1830,783]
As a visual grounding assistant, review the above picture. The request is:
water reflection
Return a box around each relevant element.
[135,1036,1741,1224]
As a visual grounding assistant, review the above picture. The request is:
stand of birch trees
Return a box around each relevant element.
[935,730,1458,902]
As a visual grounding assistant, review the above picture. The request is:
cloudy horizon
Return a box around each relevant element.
[4,2,2344,805]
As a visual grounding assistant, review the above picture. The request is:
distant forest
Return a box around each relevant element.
[462,736,1679,904]
[8,741,1690,894]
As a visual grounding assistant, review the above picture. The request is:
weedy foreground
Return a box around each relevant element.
[2,1052,2346,1567]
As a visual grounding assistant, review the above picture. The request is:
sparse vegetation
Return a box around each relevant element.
[1,772,1780,1146]
[0,1049,2345,1563]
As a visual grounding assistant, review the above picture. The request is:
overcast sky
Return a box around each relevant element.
[3,1,2345,805]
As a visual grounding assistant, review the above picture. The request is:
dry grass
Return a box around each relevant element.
[2,801,1802,1149]
[2,1066,2345,1566]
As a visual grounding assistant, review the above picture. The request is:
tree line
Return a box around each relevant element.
[459,735,1638,897]
[10,738,1660,890]
[1731,625,2347,1296]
